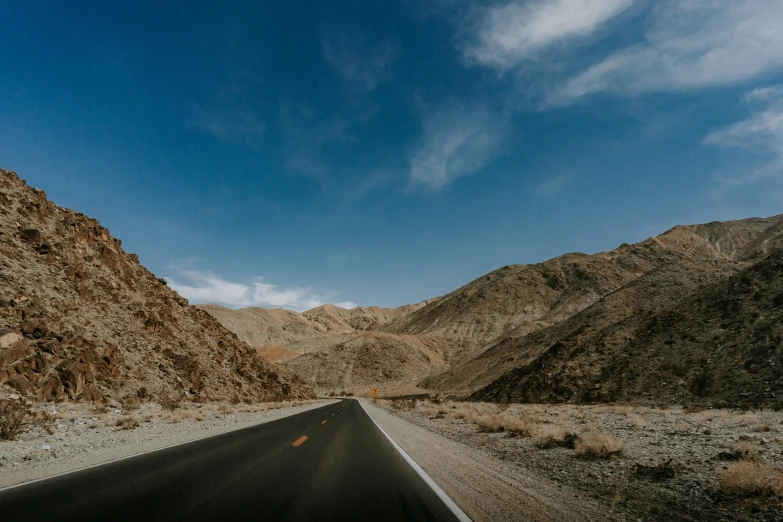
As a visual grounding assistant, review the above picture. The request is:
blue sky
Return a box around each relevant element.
[2,0,783,310]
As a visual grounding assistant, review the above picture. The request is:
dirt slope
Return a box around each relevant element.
[256,346,301,364]
[280,332,446,393]
[196,304,326,348]
[0,168,314,403]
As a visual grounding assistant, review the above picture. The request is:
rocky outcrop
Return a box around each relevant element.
[0,168,315,403]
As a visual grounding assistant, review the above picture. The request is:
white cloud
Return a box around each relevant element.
[463,0,634,70]
[704,85,783,176]
[552,1,783,104]
[322,35,399,92]
[410,104,505,189]
[166,266,357,312]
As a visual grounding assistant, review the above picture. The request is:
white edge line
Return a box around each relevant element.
[359,400,473,522]
[0,400,338,493]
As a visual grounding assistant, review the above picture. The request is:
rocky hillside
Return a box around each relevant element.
[280,332,446,394]
[384,217,782,363]
[0,169,314,404]
[472,248,783,406]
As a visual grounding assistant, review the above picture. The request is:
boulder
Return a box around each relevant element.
[36,375,64,401]
[21,228,41,242]
[57,360,94,398]
[7,374,31,394]
[0,338,30,366]
[0,330,20,349]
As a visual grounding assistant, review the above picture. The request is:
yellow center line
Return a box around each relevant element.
[321,420,327,424]
[291,435,308,447]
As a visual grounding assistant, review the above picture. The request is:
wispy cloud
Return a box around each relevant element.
[536,173,576,196]
[187,77,266,145]
[166,263,356,311]
[409,103,505,189]
[322,34,399,92]
[279,99,351,177]
[704,85,783,184]
[463,0,634,71]
[552,1,783,104]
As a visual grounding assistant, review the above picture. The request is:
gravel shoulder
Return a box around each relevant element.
[0,399,333,488]
[360,399,613,522]
[369,399,783,522]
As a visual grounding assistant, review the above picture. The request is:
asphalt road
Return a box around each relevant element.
[0,399,466,521]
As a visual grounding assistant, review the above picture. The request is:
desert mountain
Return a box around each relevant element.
[383,218,781,361]
[472,248,783,406]
[0,169,314,404]
[281,332,446,394]
[199,300,440,392]
[205,214,783,404]
[197,301,434,354]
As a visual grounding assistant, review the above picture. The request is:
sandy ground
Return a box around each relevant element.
[372,399,783,522]
[0,399,333,488]
[361,399,613,522]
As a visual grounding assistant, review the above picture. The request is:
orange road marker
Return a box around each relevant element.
[291,436,308,447]
[321,420,327,424]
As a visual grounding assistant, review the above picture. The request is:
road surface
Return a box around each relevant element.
[0,399,466,521]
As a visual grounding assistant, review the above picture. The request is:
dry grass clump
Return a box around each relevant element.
[473,414,504,433]
[470,413,535,437]
[452,409,468,420]
[534,425,578,448]
[717,461,783,497]
[419,406,438,418]
[158,393,181,412]
[115,417,140,431]
[574,432,623,458]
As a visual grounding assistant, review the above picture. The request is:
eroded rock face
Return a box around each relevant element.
[0,168,315,403]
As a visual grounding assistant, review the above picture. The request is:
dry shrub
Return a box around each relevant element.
[719,440,760,461]
[116,417,140,431]
[121,395,140,411]
[452,410,468,420]
[158,393,181,412]
[534,425,578,448]
[575,433,623,458]
[419,406,437,418]
[753,422,771,433]
[717,461,783,497]
[473,414,504,433]
[0,400,33,440]
[503,417,534,437]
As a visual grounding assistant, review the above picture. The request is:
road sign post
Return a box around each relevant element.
[371,387,378,403]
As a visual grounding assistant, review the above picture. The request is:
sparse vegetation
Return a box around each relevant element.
[717,461,783,497]
[116,417,140,430]
[158,393,181,412]
[572,433,622,458]
[0,401,33,440]
[533,425,578,448]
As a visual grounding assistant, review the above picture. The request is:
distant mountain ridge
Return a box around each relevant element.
[202,214,783,404]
